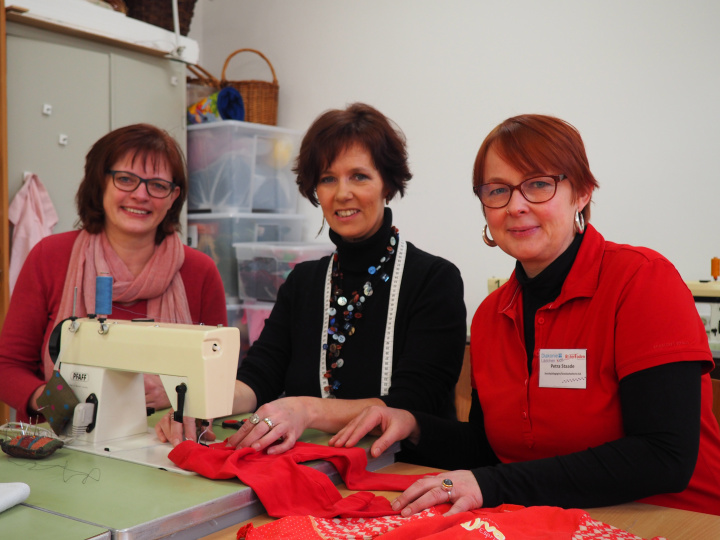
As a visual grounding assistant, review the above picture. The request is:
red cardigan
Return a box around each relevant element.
[0,230,228,421]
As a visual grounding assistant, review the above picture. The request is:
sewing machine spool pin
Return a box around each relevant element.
[97,320,109,335]
[94,276,112,334]
[69,287,80,333]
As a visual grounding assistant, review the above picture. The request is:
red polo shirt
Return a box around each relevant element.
[471,224,720,515]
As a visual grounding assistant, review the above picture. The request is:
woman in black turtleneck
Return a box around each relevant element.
[155,103,466,454]
[332,114,720,516]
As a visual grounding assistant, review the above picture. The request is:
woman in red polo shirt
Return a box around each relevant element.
[332,114,720,516]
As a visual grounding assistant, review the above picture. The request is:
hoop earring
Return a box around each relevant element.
[574,210,585,234]
[482,225,497,247]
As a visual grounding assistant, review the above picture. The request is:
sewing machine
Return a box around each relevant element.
[54,317,240,473]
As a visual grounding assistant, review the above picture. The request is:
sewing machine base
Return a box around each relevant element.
[65,429,196,475]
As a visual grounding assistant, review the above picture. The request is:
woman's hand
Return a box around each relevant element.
[29,384,46,415]
[329,405,419,458]
[154,410,217,447]
[392,471,484,517]
[225,396,311,455]
[144,374,171,410]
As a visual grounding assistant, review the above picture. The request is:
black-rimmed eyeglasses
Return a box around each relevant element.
[108,170,177,199]
[473,174,567,209]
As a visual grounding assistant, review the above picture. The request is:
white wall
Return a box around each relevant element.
[190,0,720,327]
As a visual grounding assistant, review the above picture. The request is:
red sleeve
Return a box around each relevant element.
[180,246,228,327]
[614,257,713,379]
[0,233,75,419]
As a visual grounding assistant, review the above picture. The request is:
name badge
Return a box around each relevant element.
[538,349,587,389]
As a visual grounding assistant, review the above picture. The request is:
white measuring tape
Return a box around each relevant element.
[319,238,407,398]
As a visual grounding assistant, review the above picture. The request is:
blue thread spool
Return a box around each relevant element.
[95,276,113,316]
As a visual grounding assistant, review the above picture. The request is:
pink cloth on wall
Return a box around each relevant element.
[8,173,58,295]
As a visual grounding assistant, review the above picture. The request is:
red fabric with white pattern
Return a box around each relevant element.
[238,504,667,540]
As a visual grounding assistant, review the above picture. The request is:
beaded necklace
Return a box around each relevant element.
[322,226,400,396]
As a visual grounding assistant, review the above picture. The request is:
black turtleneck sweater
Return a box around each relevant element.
[237,208,467,418]
[515,232,583,374]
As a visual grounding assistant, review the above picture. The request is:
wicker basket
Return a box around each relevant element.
[219,49,279,126]
[125,0,198,36]
[186,64,220,105]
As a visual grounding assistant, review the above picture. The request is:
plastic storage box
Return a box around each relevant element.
[187,120,303,213]
[227,302,275,364]
[188,213,306,302]
[234,242,335,302]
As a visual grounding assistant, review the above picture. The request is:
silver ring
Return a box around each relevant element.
[249,413,260,425]
[262,417,274,430]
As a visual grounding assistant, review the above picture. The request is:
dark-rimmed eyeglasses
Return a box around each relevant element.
[473,174,567,209]
[108,170,177,199]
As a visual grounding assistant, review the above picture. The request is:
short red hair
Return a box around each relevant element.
[473,114,599,221]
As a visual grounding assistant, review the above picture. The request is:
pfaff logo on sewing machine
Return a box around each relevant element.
[72,372,88,382]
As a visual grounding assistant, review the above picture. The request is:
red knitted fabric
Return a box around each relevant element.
[168,440,435,518]
[238,504,668,540]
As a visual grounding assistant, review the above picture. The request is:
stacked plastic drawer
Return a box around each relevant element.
[187,120,333,362]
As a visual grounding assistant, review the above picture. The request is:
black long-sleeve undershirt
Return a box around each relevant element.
[411,361,701,508]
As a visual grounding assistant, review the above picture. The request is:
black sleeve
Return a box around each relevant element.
[235,269,298,405]
[472,361,702,508]
[405,389,500,470]
[381,255,467,416]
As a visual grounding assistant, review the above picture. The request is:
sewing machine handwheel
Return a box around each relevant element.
[85,393,98,433]
[173,383,187,422]
[47,317,77,364]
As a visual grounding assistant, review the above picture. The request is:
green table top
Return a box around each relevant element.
[0,504,110,539]
[0,412,393,539]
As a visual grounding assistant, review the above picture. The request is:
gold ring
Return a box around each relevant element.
[441,479,453,492]
[263,417,274,430]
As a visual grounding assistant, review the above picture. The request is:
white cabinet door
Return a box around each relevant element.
[110,53,186,151]
[7,34,110,234]
[6,24,187,237]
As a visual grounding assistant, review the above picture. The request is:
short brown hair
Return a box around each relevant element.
[294,103,412,206]
[75,123,187,243]
[472,114,599,221]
